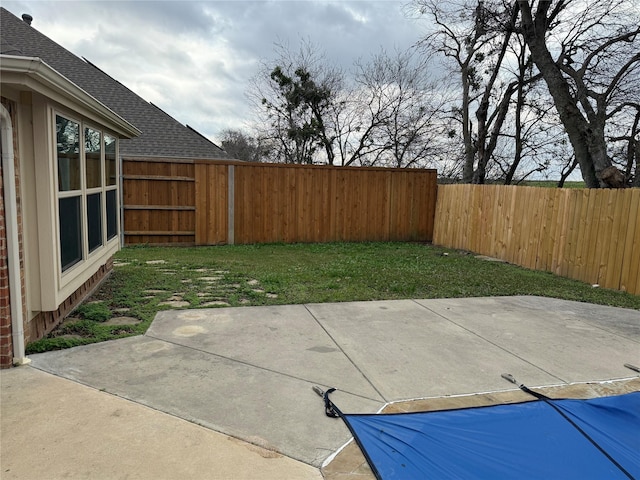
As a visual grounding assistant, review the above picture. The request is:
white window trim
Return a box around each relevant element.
[53,109,120,294]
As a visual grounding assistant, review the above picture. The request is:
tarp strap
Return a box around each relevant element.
[323,388,384,480]
[517,383,635,479]
[322,388,340,418]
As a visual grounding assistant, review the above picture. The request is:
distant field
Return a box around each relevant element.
[521,180,585,188]
[437,179,586,188]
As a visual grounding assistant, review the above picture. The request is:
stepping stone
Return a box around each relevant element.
[158,301,191,308]
[103,317,142,326]
[201,301,231,307]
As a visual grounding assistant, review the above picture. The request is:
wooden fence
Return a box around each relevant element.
[433,185,640,296]
[122,157,437,246]
[122,158,197,245]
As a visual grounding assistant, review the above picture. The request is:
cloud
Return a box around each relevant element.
[2,1,428,142]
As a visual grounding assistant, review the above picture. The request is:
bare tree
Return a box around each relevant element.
[516,0,640,187]
[250,41,449,169]
[339,48,451,168]
[219,129,266,162]
[249,41,344,165]
[499,36,574,184]
[413,0,533,183]
[609,106,640,187]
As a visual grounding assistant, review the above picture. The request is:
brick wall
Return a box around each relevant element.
[0,151,12,368]
[1,96,24,369]
[26,258,113,343]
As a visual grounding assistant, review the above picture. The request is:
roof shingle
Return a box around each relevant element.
[0,7,229,160]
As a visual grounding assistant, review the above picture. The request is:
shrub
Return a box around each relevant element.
[74,302,111,322]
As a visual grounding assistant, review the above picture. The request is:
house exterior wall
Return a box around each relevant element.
[1,85,123,366]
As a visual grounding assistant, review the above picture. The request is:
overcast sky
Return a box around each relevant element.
[3,1,429,144]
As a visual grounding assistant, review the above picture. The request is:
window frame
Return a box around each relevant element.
[54,111,120,277]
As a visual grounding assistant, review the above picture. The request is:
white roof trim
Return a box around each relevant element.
[0,54,141,138]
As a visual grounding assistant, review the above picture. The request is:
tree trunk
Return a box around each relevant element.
[517,1,609,188]
[505,80,525,185]
[634,142,640,187]
[522,38,600,186]
[461,64,476,183]
[558,157,578,187]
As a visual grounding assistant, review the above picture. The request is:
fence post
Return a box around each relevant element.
[228,164,235,245]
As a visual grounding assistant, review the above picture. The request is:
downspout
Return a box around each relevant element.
[0,103,29,365]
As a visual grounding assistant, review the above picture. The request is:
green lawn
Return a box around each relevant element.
[27,242,639,353]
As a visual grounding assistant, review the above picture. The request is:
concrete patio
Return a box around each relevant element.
[2,296,638,478]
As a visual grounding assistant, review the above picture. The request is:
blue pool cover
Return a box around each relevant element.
[338,391,640,479]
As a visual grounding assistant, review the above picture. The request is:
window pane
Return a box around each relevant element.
[59,196,82,271]
[85,127,102,188]
[105,134,117,186]
[56,115,80,191]
[106,189,118,240]
[87,192,103,253]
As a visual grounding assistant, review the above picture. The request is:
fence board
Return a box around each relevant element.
[603,190,628,288]
[434,185,640,296]
[620,189,640,293]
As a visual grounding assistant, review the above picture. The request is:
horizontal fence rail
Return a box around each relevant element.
[122,157,437,246]
[433,184,640,296]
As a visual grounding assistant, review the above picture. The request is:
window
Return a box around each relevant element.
[85,127,102,188]
[57,116,82,271]
[87,193,103,253]
[105,134,118,240]
[57,116,81,191]
[59,196,82,271]
[55,114,119,273]
[106,189,118,240]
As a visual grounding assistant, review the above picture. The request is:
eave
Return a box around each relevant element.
[0,54,141,138]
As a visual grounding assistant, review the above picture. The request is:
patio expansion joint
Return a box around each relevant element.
[410,300,569,385]
[143,333,384,404]
[303,304,389,404]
